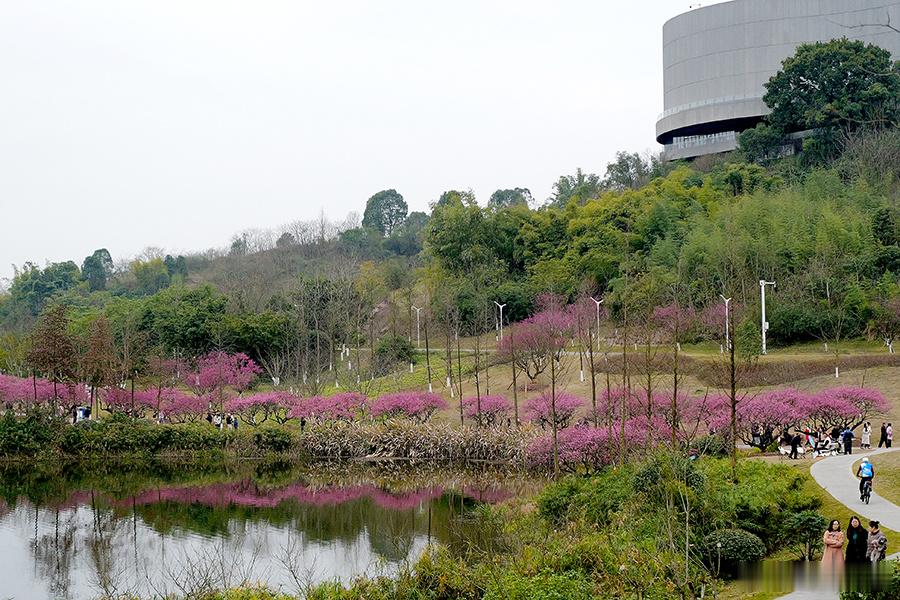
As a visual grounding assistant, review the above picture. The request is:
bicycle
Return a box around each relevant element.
[861,479,872,504]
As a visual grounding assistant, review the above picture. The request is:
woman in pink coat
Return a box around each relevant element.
[822,519,845,570]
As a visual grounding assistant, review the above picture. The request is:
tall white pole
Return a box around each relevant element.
[590,297,603,350]
[411,305,422,349]
[759,280,775,355]
[719,295,732,350]
[494,301,506,341]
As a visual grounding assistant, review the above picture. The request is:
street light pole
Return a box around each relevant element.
[493,302,506,341]
[411,305,422,349]
[759,280,776,355]
[590,297,604,350]
[719,294,732,350]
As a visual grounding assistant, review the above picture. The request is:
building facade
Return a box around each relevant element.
[657,0,900,160]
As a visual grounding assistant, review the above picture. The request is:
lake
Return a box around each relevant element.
[0,460,534,600]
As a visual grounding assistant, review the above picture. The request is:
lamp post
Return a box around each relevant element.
[759,280,776,355]
[719,294,732,350]
[493,301,506,341]
[411,305,422,349]
[590,297,604,350]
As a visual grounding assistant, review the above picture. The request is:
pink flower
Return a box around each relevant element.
[371,392,448,423]
[461,395,512,426]
[184,352,261,397]
[524,392,583,429]
[289,392,368,422]
[226,391,298,425]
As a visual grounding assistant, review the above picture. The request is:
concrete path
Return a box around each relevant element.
[777,448,900,599]
[810,447,900,532]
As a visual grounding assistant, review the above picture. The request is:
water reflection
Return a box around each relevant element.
[0,460,530,600]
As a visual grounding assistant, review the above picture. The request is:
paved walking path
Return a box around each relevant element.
[777,447,900,599]
[811,447,900,533]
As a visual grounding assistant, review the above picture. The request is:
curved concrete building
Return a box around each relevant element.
[658,0,900,160]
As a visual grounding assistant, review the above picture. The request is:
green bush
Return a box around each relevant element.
[536,477,586,524]
[785,511,827,561]
[572,468,632,528]
[693,434,729,457]
[703,529,766,566]
[253,426,293,453]
[373,334,414,375]
[0,410,63,456]
[700,459,821,552]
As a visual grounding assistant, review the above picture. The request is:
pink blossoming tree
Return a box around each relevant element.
[370,392,448,423]
[461,395,512,427]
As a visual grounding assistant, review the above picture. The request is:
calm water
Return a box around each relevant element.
[0,460,532,600]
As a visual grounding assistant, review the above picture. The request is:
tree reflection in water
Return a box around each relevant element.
[0,460,534,599]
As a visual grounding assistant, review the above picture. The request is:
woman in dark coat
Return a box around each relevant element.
[845,516,868,563]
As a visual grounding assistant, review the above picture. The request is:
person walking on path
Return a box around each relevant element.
[879,423,887,448]
[841,427,855,455]
[790,431,802,460]
[845,516,868,563]
[866,521,887,563]
[822,520,845,569]
[861,422,872,450]
[887,424,894,449]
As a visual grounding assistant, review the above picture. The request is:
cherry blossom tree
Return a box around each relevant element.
[497,298,573,384]
[735,388,806,450]
[158,389,208,423]
[370,392,447,423]
[226,391,298,426]
[802,387,888,433]
[524,392,583,430]
[289,392,368,422]
[461,395,512,427]
[184,351,261,413]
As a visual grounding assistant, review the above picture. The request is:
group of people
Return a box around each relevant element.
[205,412,240,430]
[783,422,893,459]
[822,517,888,567]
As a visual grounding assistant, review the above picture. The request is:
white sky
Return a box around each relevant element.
[0,0,725,282]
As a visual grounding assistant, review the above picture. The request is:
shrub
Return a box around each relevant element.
[373,334,414,374]
[252,426,293,453]
[700,459,821,552]
[536,477,586,524]
[784,511,827,561]
[702,529,766,567]
[692,434,728,457]
[0,409,63,456]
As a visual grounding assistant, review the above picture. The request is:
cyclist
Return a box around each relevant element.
[856,457,875,500]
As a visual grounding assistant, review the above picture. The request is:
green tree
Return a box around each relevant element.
[362,189,408,236]
[384,211,428,256]
[81,248,114,292]
[132,258,170,295]
[433,189,476,209]
[140,285,227,354]
[163,254,189,278]
[82,316,118,410]
[738,123,785,164]
[603,151,651,191]
[9,261,82,316]
[488,188,532,208]
[763,39,900,134]
[549,169,601,206]
[26,304,77,399]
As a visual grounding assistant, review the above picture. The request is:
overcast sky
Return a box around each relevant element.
[0,0,724,282]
